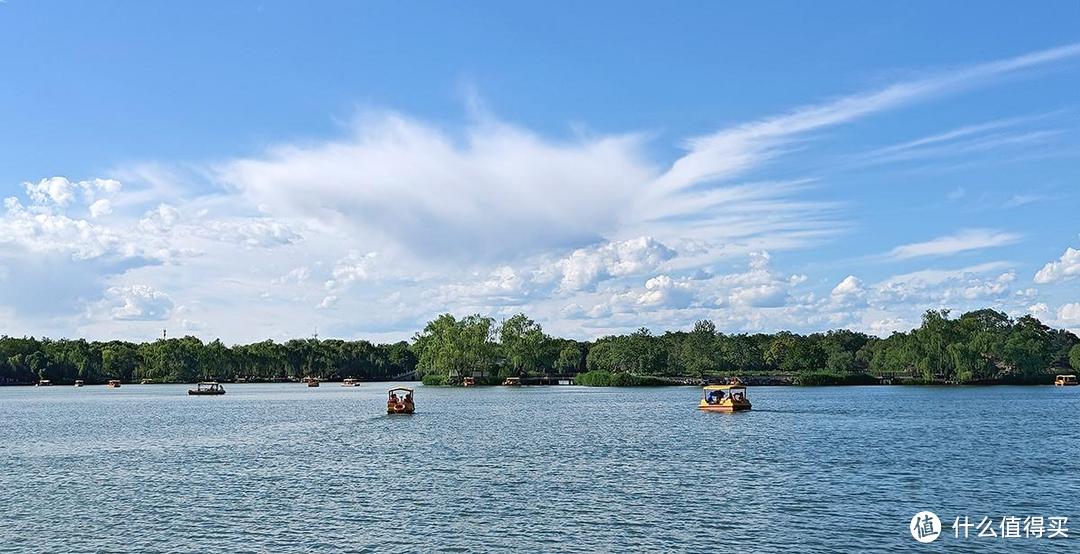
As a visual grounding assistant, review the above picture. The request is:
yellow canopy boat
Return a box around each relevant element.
[387,387,415,414]
[699,384,751,412]
[1055,374,1078,386]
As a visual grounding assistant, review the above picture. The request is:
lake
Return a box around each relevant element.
[1,384,1078,552]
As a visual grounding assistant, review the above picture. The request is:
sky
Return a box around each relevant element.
[1,1,1079,344]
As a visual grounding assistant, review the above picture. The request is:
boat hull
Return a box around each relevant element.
[699,402,751,412]
[188,390,226,395]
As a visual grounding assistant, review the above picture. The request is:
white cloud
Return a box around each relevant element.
[6,44,1080,342]
[885,229,1020,260]
[217,113,657,262]
[715,251,802,308]
[831,275,865,298]
[105,285,174,321]
[138,204,181,234]
[203,218,301,248]
[1057,303,1080,323]
[638,275,694,309]
[1034,246,1080,284]
[873,262,1015,304]
[88,199,113,218]
[0,197,127,260]
[327,252,379,289]
[272,266,312,285]
[552,236,676,292]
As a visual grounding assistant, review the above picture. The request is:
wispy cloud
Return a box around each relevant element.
[885,229,1022,260]
[646,43,1080,200]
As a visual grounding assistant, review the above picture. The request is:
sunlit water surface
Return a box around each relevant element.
[2,384,1078,552]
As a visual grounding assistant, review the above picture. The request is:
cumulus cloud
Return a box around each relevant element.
[716,251,803,308]
[23,177,121,207]
[203,218,302,248]
[831,275,865,298]
[0,197,126,260]
[106,285,174,321]
[884,229,1021,260]
[1034,246,1080,284]
[1057,302,1080,323]
[327,252,380,289]
[552,236,676,292]
[874,263,1016,304]
[6,44,1080,342]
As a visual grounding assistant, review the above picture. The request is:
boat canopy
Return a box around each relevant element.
[704,384,746,391]
[389,387,414,393]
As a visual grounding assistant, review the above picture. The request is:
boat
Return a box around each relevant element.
[502,377,522,387]
[1055,374,1078,386]
[699,383,752,412]
[36,380,53,386]
[188,382,226,395]
[462,376,476,387]
[387,387,415,414]
[73,380,84,387]
[307,378,320,387]
[341,378,360,387]
[107,380,122,388]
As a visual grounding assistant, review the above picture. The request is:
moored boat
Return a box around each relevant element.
[107,380,122,388]
[36,380,53,386]
[188,382,226,395]
[502,377,521,387]
[699,383,752,412]
[1055,374,1078,386]
[387,387,415,414]
[341,378,359,387]
[462,376,476,387]
[73,380,84,387]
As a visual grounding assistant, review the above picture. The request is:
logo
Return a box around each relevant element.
[911,511,942,543]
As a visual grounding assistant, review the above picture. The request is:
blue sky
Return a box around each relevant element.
[1,1,1078,342]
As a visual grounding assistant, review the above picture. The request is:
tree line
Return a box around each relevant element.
[3,308,1079,385]
[0,336,416,385]
[411,309,1079,384]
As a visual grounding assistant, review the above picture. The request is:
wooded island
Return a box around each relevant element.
[2,309,1077,386]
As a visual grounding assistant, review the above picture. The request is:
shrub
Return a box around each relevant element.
[794,371,877,386]
[421,373,448,386]
[576,370,671,387]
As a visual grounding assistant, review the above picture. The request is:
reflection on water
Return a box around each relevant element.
[1,384,1078,551]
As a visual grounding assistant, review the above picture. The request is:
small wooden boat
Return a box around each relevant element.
[188,382,226,395]
[699,383,751,412]
[307,378,320,387]
[387,387,415,414]
[502,377,522,387]
[1055,374,1078,386]
[462,376,476,387]
[73,380,84,387]
[341,378,359,387]
[107,380,122,388]
[36,380,53,386]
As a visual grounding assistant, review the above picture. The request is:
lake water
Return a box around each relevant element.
[2,384,1078,552]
